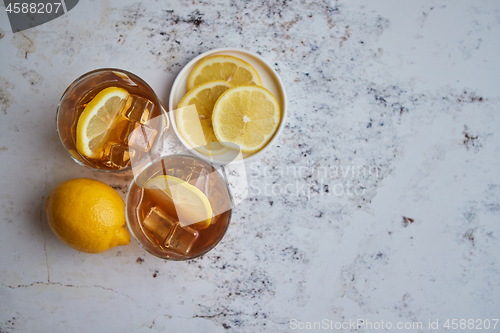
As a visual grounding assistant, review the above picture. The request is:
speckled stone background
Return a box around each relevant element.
[1,0,499,332]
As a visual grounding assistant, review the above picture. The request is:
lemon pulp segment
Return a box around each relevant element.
[144,175,213,229]
[187,55,262,91]
[212,85,280,153]
[76,87,130,159]
[176,80,233,156]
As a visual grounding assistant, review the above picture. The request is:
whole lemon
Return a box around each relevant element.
[45,178,130,253]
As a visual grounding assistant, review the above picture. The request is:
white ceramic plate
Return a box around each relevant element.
[168,48,287,164]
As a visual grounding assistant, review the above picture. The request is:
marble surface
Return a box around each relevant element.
[1,0,500,332]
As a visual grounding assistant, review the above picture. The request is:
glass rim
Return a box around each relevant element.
[55,67,168,173]
[124,153,233,261]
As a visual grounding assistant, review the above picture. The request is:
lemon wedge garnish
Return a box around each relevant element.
[176,80,232,156]
[212,85,280,153]
[187,55,262,91]
[76,87,130,159]
[144,175,213,229]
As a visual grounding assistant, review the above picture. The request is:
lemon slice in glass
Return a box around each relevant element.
[144,175,213,229]
[187,55,262,91]
[212,85,280,153]
[76,87,130,159]
[176,80,232,156]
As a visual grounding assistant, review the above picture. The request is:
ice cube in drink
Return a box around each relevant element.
[141,206,199,255]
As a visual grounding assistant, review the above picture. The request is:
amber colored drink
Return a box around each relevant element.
[126,155,232,260]
[57,69,167,171]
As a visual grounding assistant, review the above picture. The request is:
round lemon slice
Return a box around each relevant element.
[176,80,232,156]
[212,85,280,153]
[144,175,213,229]
[76,87,130,159]
[187,55,262,91]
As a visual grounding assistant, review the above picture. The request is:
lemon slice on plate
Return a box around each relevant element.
[176,80,232,156]
[187,55,262,91]
[212,85,280,153]
[76,87,130,159]
[144,175,213,229]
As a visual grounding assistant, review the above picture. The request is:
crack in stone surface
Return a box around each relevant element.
[2,281,147,310]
